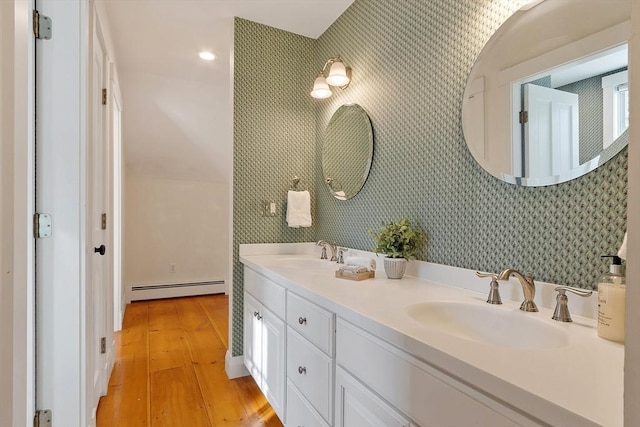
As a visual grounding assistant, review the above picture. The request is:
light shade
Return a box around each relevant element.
[310,75,332,99]
[326,60,350,87]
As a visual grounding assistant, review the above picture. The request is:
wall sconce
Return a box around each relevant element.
[310,56,352,99]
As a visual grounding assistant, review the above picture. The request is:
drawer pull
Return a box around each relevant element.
[298,366,306,375]
[298,316,307,325]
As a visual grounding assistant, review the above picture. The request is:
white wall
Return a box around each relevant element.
[0,3,12,424]
[1,1,35,425]
[124,175,229,291]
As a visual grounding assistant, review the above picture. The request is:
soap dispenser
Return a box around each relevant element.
[597,255,626,343]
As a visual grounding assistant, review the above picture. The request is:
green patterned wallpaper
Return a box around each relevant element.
[314,0,627,289]
[233,18,316,355]
[233,0,628,356]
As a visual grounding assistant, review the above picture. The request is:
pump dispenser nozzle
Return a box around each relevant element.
[601,255,624,275]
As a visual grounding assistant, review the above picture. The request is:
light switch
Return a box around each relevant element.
[270,202,276,214]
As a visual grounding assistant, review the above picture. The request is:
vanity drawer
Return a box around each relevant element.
[287,380,330,427]
[287,328,334,424]
[287,291,335,356]
[244,266,285,318]
[336,319,524,427]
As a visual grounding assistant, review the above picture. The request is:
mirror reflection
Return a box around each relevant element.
[322,104,373,200]
[462,0,630,186]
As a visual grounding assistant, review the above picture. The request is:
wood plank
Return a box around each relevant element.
[235,376,283,427]
[149,326,191,373]
[193,362,252,426]
[150,365,211,427]
[174,296,211,330]
[147,299,180,332]
[199,295,230,348]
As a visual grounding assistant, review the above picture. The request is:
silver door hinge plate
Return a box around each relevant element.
[102,88,107,106]
[34,409,52,427]
[33,213,52,239]
[101,213,107,230]
[33,11,52,40]
[100,337,107,354]
[519,110,529,124]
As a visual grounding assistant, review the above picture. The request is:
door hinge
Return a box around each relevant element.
[33,213,52,239]
[102,88,107,105]
[519,111,528,124]
[33,10,52,40]
[100,337,107,354]
[101,213,107,230]
[34,409,52,427]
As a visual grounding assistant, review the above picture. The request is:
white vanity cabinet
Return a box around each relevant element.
[285,291,335,426]
[335,366,413,427]
[243,268,286,422]
[336,319,534,427]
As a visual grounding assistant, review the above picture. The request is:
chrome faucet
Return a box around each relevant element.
[497,269,538,312]
[316,240,337,261]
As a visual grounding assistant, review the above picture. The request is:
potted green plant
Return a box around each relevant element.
[368,218,426,279]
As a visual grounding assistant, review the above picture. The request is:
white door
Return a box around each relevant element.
[261,308,286,420]
[524,84,579,178]
[335,367,412,427]
[35,0,88,425]
[243,292,262,381]
[90,24,109,414]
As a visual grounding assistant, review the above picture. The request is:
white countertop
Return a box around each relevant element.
[239,243,624,427]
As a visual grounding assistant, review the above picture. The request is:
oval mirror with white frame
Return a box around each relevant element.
[322,104,374,200]
[462,0,631,186]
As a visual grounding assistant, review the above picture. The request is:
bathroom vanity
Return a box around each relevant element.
[240,243,623,427]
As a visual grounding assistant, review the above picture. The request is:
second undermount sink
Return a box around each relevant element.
[407,301,570,350]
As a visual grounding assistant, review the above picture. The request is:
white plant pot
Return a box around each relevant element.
[383,257,407,279]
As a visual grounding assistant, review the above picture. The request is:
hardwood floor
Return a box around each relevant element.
[97,295,284,427]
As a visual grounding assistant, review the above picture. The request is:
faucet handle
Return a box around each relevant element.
[552,286,593,322]
[337,247,348,264]
[320,246,327,260]
[476,272,502,305]
[476,271,498,280]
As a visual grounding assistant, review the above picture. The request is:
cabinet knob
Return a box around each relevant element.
[257,314,263,320]
[253,311,259,318]
[298,317,307,325]
[298,366,306,375]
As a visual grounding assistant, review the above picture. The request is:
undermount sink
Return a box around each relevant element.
[407,301,570,350]
[272,257,337,270]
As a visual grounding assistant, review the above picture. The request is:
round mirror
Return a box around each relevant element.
[322,104,373,200]
[462,0,630,186]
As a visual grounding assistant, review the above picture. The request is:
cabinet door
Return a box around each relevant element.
[335,367,411,427]
[243,292,263,385]
[262,307,286,421]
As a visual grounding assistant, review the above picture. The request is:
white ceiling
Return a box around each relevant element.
[101,0,353,181]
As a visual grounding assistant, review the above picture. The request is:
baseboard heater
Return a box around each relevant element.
[127,280,226,302]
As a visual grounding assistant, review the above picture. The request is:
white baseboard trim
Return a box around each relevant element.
[126,281,225,303]
[225,351,249,379]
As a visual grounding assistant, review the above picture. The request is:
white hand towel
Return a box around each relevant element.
[286,190,312,228]
[345,256,376,271]
[618,232,628,260]
[338,265,369,273]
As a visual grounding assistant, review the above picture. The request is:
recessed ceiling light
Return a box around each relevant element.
[199,51,215,61]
